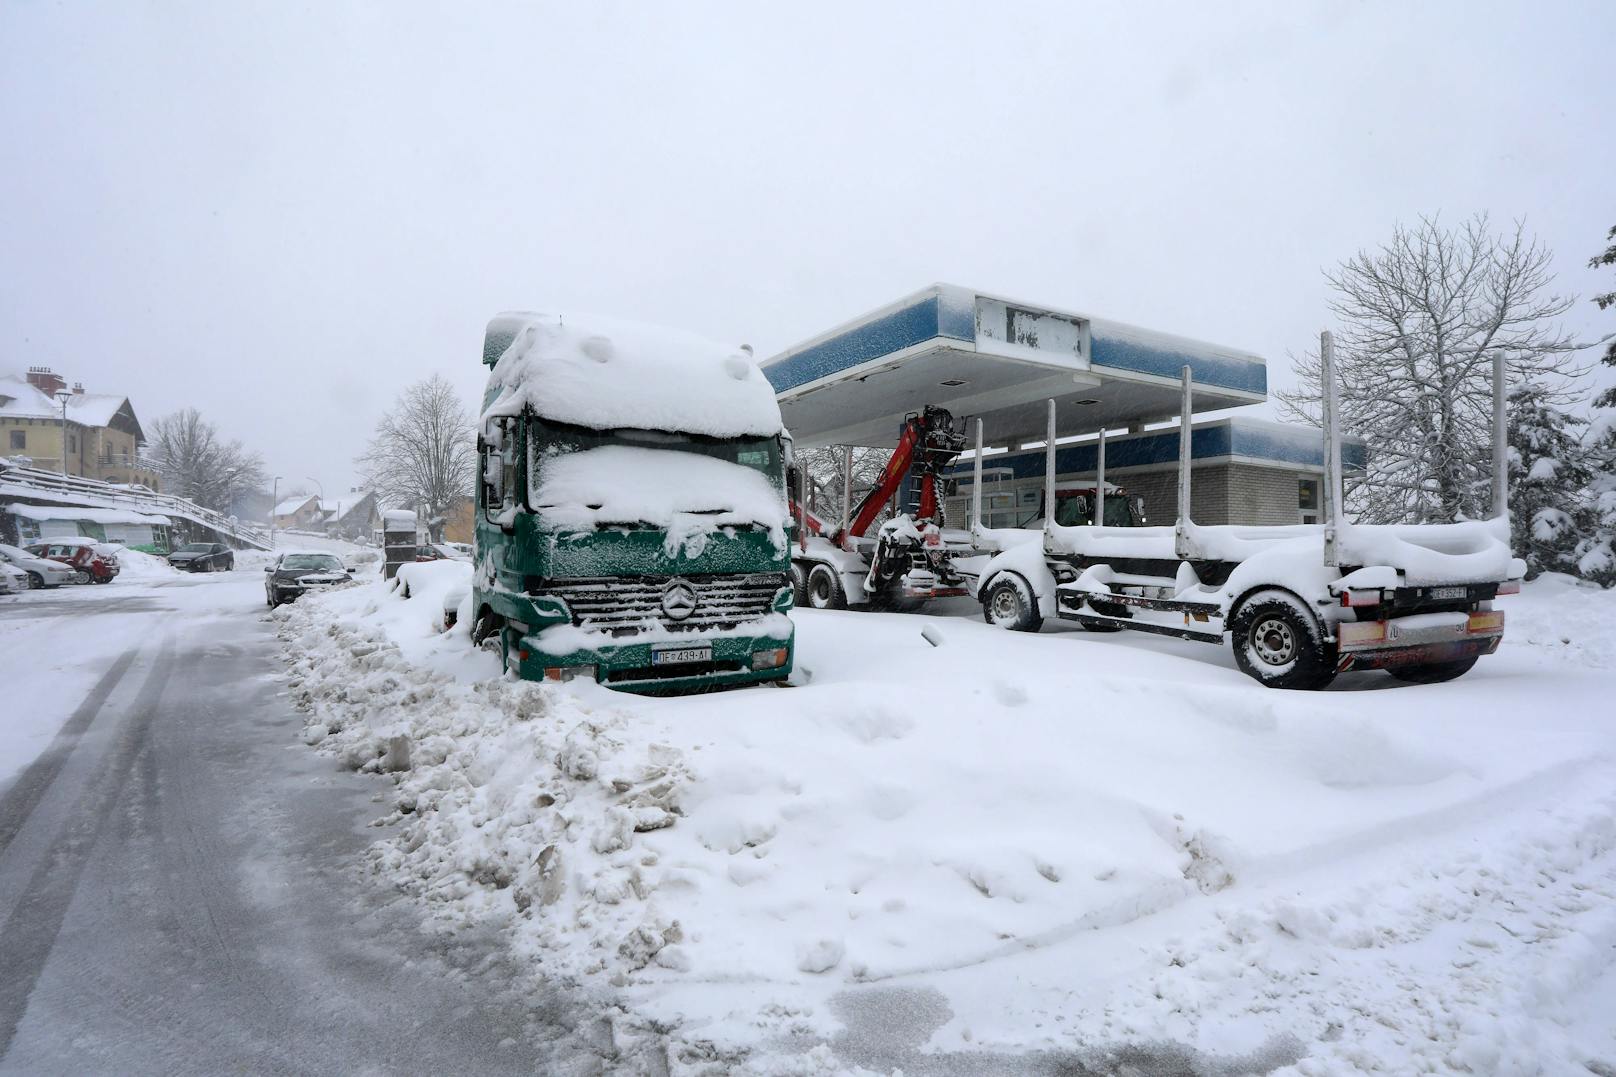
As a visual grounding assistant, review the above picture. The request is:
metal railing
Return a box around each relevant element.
[0,460,271,550]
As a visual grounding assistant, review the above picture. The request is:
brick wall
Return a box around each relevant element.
[1226,464,1306,526]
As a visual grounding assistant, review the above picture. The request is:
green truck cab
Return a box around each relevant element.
[470,312,795,694]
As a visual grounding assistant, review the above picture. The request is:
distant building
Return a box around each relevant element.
[0,367,160,490]
[441,495,475,544]
[319,489,381,540]
[271,494,323,530]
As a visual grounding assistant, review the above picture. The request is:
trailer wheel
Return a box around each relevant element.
[1229,590,1336,690]
[982,574,1043,633]
[790,562,808,607]
[804,563,847,610]
[1386,656,1479,684]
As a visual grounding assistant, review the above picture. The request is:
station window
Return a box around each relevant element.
[1298,478,1321,524]
[9,430,23,450]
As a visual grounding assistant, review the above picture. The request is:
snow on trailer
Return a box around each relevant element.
[971,336,1525,688]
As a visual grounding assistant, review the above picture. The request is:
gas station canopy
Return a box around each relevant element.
[762,285,1268,448]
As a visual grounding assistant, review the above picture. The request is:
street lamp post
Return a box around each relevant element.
[55,390,72,477]
[270,476,282,548]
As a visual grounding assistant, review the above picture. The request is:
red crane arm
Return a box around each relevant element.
[838,417,924,542]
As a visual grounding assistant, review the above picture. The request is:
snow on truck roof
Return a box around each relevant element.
[480,312,784,439]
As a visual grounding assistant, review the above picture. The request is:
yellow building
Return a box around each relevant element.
[0,368,160,490]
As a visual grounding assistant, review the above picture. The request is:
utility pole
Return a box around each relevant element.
[270,476,281,548]
[55,390,72,476]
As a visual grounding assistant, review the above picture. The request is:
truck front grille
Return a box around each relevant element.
[544,573,786,637]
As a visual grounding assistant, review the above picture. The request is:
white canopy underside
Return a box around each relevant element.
[775,342,1259,449]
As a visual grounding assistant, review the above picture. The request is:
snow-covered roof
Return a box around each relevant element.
[0,374,138,433]
[273,495,320,515]
[6,504,170,526]
[480,312,784,438]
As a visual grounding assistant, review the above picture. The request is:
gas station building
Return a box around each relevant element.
[762,284,1364,528]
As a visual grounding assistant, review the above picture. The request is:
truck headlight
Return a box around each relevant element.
[751,648,789,670]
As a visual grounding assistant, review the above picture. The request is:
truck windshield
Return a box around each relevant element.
[1051,494,1135,527]
[530,420,783,479]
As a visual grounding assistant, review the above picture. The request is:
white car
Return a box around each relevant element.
[0,562,26,595]
[0,542,78,589]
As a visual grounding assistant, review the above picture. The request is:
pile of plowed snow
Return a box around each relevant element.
[274,570,1616,1073]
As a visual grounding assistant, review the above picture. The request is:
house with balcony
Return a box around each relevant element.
[0,367,160,490]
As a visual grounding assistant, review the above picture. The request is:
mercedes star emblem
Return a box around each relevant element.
[661,580,697,621]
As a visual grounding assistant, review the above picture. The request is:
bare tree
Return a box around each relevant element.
[356,374,476,539]
[793,444,894,527]
[1279,214,1588,523]
[147,408,267,512]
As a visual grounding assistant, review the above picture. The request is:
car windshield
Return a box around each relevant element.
[178,543,213,553]
[281,554,342,571]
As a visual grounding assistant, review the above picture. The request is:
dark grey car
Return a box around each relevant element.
[169,542,235,572]
[265,552,352,607]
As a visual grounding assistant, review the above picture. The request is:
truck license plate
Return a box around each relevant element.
[652,645,711,666]
[1430,586,1467,600]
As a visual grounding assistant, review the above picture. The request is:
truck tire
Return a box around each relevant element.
[1229,590,1336,690]
[790,562,808,607]
[982,574,1043,633]
[471,609,504,649]
[1387,656,1479,684]
[804,563,847,610]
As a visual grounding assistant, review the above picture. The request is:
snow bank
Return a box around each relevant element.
[532,445,788,553]
[275,573,1616,1071]
[482,312,783,438]
[104,546,176,578]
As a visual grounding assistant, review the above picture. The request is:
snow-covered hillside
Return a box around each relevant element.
[274,570,1616,1074]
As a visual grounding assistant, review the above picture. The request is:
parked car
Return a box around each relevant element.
[0,542,76,588]
[414,543,472,563]
[167,542,235,573]
[24,539,120,584]
[0,562,26,595]
[264,551,353,607]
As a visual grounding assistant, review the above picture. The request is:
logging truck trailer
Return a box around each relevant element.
[969,334,1525,689]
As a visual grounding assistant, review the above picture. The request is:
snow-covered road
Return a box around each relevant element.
[0,573,617,1074]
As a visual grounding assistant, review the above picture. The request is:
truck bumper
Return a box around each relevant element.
[511,630,794,696]
[1334,611,1504,672]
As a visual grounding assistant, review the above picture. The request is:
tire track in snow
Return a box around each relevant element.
[0,645,140,856]
[0,636,174,1058]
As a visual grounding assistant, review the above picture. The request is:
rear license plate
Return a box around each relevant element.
[1429,586,1467,600]
[652,645,711,666]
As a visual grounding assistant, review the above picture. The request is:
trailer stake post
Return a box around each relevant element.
[971,418,984,537]
[1175,366,1193,559]
[1492,352,1508,520]
[1044,399,1057,539]
[1095,427,1106,529]
[841,446,853,550]
[1321,330,1342,567]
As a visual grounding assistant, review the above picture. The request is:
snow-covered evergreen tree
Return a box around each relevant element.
[1507,380,1591,578]
[1576,414,1616,586]
[1590,224,1616,408]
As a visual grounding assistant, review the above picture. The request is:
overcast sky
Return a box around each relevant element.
[3,1,1612,495]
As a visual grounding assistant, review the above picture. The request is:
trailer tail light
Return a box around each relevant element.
[1495,580,1521,596]
[1466,611,1504,634]
[1339,588,1382,608]
[751,648,789,671]
[1337,621,1387,646]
